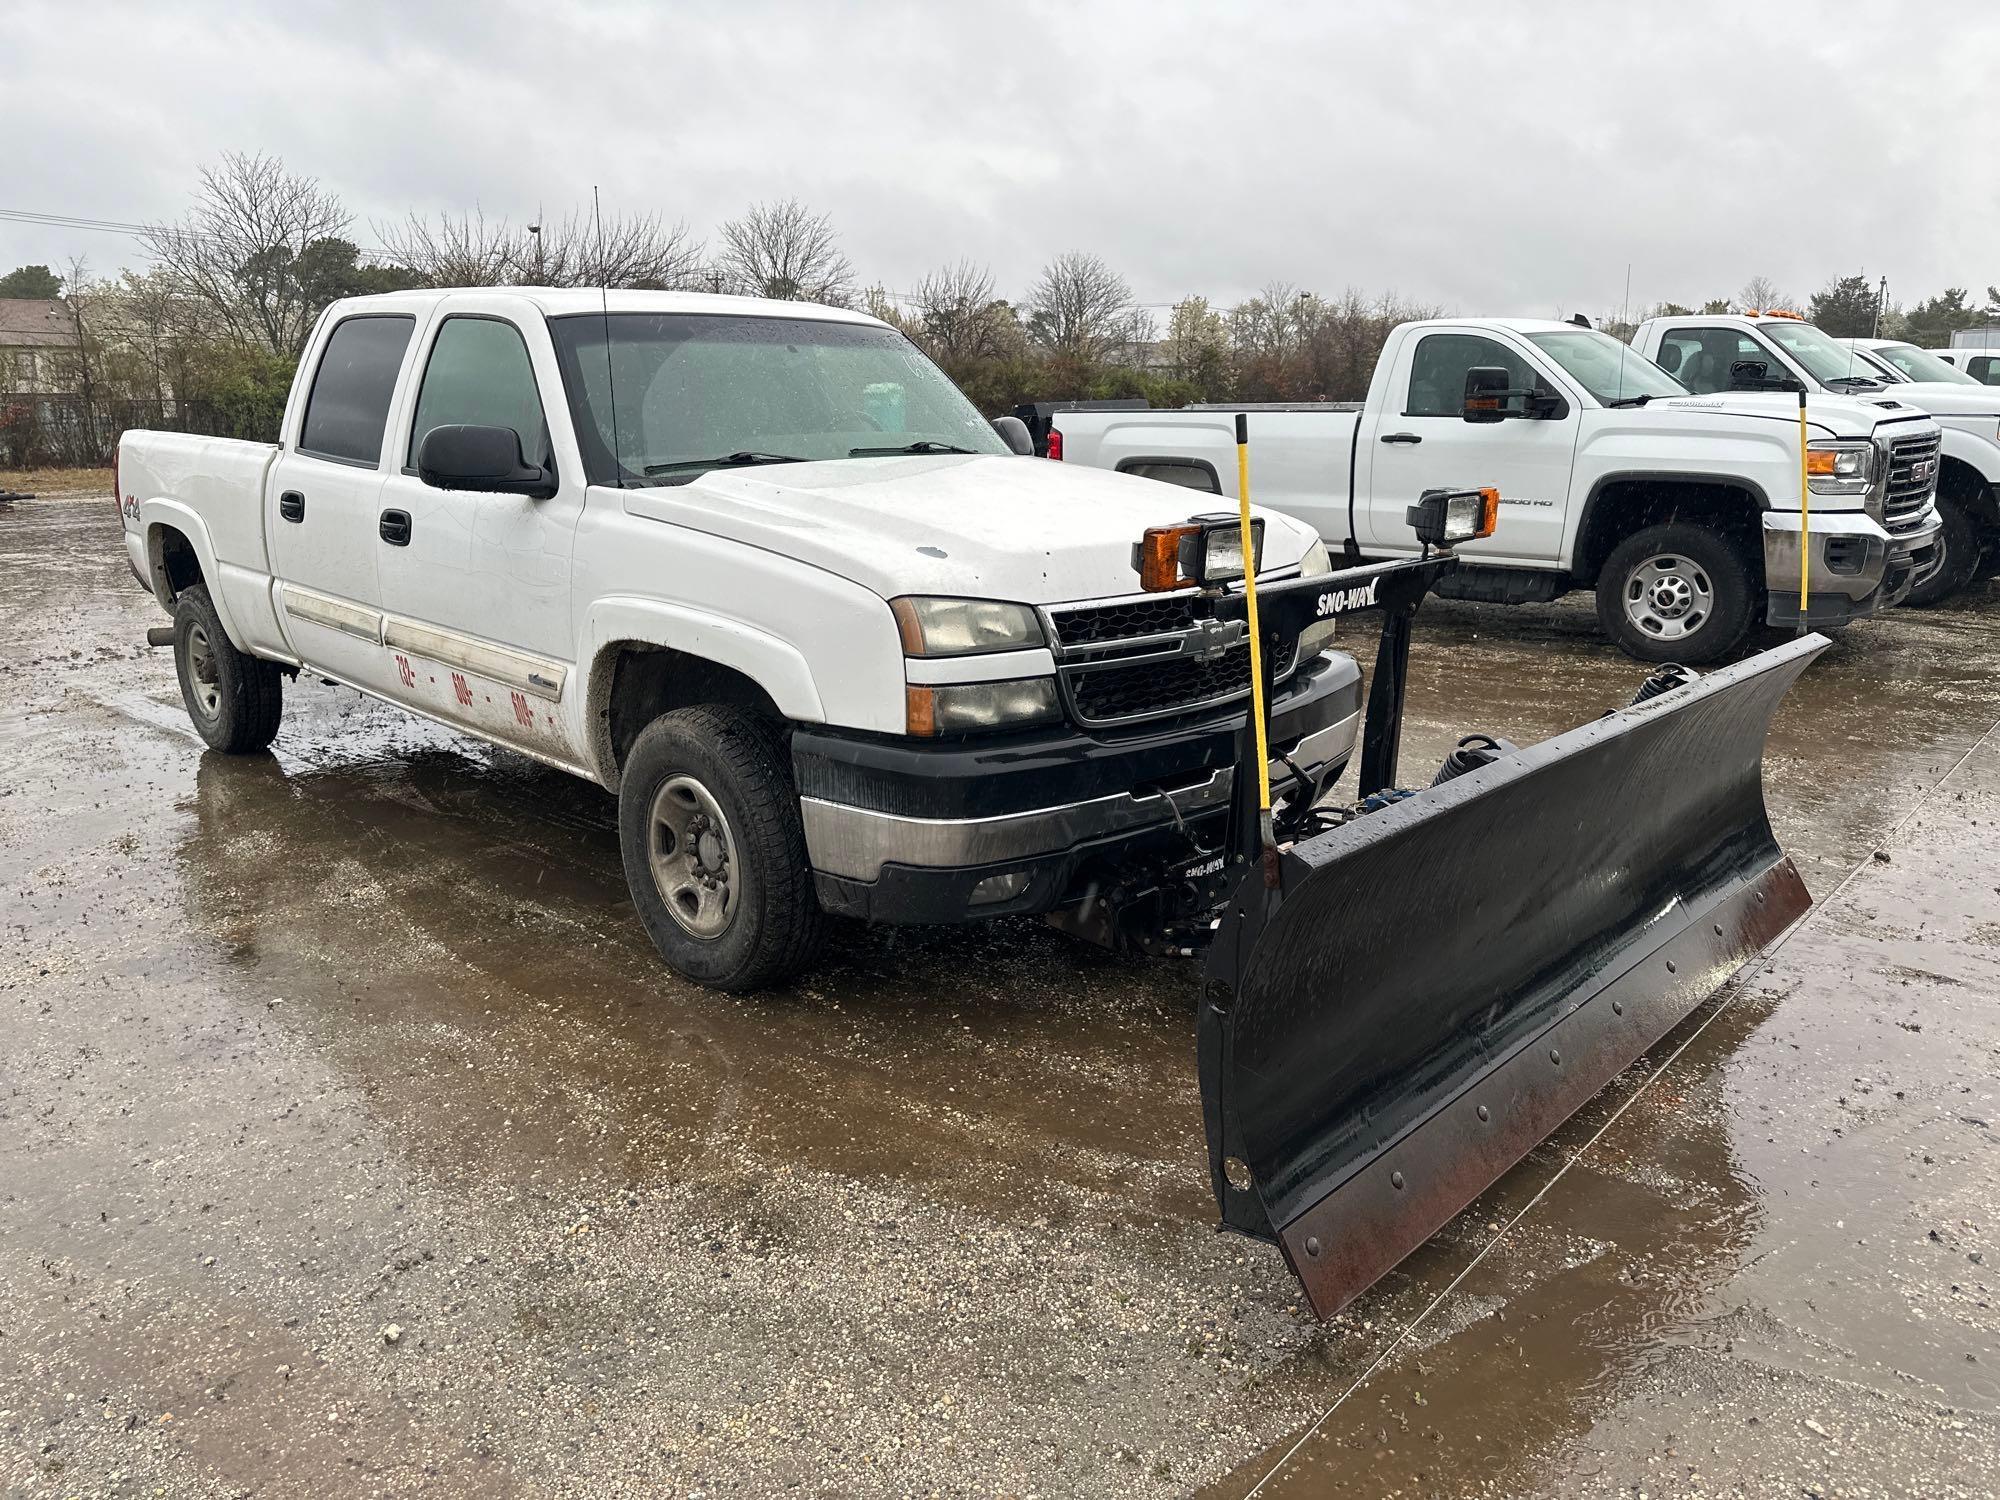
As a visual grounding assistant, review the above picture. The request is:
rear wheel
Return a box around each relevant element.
[1595,524,1755,665]
[1904,494,1981,607]
[173,584,283,752]
[617,705,825,992]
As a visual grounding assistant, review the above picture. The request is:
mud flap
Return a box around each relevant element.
[1199,634,1826,1317]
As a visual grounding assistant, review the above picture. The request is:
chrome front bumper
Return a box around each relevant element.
[800,708,1360,882]
[1761,504,1941,625]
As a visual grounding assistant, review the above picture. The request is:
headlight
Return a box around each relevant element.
[905,678,1061,735]
[1805,439,1874,496]
[890,597,1044,656]
[1302,538,1332,576]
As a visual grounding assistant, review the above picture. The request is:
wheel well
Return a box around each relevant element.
[591,643,785,789]
[1573,478,1761,587]
[1938,455,2000,533]
[145,524,204,606]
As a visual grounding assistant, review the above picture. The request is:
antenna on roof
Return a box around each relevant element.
[595,185,623,488]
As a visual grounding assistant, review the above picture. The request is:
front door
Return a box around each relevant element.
[268,311,419,694]
[1358,328,1579,565]
[374,302,585,766]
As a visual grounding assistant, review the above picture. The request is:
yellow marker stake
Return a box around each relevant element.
[1797,390,1811,629]
[1234,413,1275,857]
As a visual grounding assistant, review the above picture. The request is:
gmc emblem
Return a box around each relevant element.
[1912,458,1937,485]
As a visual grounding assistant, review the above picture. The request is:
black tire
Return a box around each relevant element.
[173,584,284,753]
[617,705,825,992]
[1904,494,1982,607]
[1595,523,1757,665]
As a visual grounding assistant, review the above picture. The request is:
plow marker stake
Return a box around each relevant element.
[1199,633,1827,1317]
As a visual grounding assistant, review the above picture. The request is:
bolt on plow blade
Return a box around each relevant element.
[1199,634,1827,1317]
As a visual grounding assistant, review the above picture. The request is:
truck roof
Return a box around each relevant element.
[333,286,889,328]
[1398,317,1595,336]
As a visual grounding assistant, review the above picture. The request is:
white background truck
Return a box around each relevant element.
[1631,311,2000,603]
[114,288,1363,990]
[1053,318,1942,662]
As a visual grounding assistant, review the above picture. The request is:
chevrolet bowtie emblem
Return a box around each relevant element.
[1185,617,1248,662]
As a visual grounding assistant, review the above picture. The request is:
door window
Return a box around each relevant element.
[298,315,415,465]
[1968,356,2000,385]
[1404,333,1548,416]
[408,316,552,470]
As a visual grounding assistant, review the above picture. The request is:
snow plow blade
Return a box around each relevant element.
[1198,633,1825,1317]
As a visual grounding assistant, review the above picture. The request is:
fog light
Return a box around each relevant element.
[969,870,1032,906]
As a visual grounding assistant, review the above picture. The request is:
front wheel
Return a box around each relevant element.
[1904,494,1981,607]
[173,584,284,752]
[617,706,825,992]
[1594,524,1756,665]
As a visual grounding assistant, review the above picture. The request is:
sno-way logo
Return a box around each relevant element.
[1315,578,1379,616]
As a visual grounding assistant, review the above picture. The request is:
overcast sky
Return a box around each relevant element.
[5,0,1996,319]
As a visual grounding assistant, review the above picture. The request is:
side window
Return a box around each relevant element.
[1405,333,1545,417]
[1969,356,2000,385]
[408,316,552,470]
[299,315,415,465]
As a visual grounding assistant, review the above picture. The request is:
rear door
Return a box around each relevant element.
[1359,328,1579,563]
[373,298,585,765]
[268,311,419,692]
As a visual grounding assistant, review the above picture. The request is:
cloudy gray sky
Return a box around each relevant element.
[5,0,1996,319]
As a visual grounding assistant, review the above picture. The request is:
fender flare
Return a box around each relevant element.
[578,596,827,787]
[1570,469,1771,584]
[138,499,254,649]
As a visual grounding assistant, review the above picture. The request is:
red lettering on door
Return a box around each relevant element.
[511,691,534,728]
[395,653,416,689]
[451,672,472,707]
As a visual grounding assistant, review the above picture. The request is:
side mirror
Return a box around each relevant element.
[1728,359,1803,393]
[1462,366,1511,423]
[991,414,1035,456]
[418,424,557,498]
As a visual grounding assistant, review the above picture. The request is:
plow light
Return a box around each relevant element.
[1134,516,1266,592]
[1405,487,1500,549]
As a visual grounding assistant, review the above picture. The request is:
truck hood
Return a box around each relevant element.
[1853,382,2000,420]
[1647,390,1937,439]
[617,453,1319,604]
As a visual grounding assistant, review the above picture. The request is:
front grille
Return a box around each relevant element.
[1047,595,1198,646]
[1061,631,1299,727]
[1884,433,1941,528]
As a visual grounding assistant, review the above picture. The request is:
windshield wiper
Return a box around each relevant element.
[1825,375,1883,390]
[1605,394,1656,407]
[847,440,979,457]
[642,451,808,476]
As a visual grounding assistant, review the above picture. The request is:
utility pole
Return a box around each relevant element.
[1873,274,1887,338]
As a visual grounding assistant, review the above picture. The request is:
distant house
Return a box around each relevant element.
[0,298,79,394]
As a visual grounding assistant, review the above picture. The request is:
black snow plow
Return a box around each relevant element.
[1177,472,1825,1316]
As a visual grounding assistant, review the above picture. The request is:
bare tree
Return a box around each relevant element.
[715,199,854,305]
[142,152,352,356]
[377,207,705,290]
[905,262,1002,367]
[1024,252,1140,367]
[1738,275,1793,314]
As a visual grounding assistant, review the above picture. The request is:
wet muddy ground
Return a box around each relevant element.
[3,488,1996,1498]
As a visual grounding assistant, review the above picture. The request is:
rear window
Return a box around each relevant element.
[299,315,415,465]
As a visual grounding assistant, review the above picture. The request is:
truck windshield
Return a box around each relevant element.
[548,312,1008,485]
[1523,329,1687,404]
[1757,320,1888,388]
[1868,342,1979,385]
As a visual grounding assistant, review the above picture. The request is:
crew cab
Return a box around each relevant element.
[1052,318,1942,663]
[1632,311,1998,603]
[115,289,1360,990]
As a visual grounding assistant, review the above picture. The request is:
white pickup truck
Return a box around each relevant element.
[1052,318,1943,662]
[114,288,1364,990]
[1631,312,1999,604]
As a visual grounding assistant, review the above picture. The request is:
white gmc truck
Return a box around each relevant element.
[1630,312,2000,604]
[114,289,1363,990]
[1052,318,1943,662]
